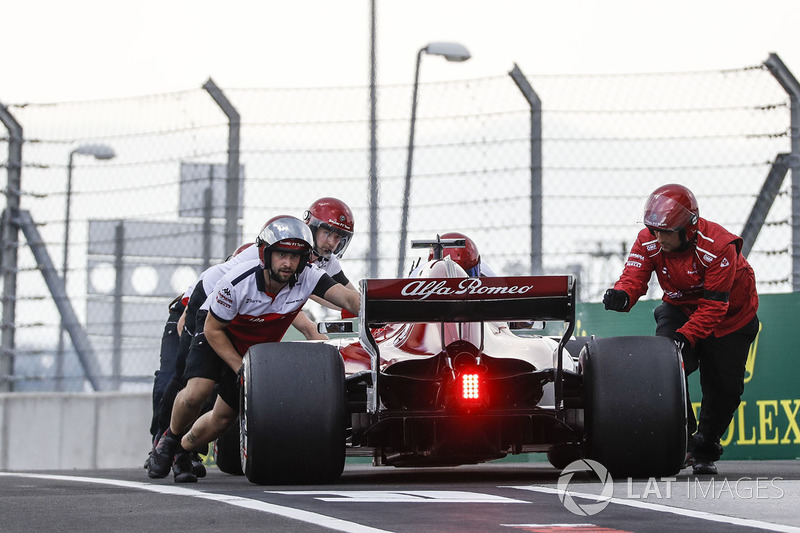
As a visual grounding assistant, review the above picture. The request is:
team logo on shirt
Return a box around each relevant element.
[720,258,730,268]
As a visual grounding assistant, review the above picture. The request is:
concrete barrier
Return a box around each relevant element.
[0,392,152,470]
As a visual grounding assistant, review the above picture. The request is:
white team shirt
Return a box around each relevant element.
[181,245,260,303]
[201,259,332,354]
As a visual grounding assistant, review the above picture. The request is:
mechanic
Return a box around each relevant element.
[410,232,497,277]
[303,197,359,309]
[146,242,263,478]
[147,215,361,483]
[147,294,184,447]
[602,183,759,476]
[146,242,325,475]
[148,198,358,472]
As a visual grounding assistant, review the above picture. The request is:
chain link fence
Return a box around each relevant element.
[1,59,795,391]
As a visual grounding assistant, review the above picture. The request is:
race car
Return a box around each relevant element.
[233,239,687,485]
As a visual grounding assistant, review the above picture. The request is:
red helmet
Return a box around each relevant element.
[428,232,480,276]
[304,197,355,259]
[255,216,314,280]
[642,184,700,242]
[228,241,254,260]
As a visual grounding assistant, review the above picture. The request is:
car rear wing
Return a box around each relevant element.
[359,275,575,325]
[358,275,577,413]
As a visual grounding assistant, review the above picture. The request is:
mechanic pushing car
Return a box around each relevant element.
[147,215,361,483]
[146,198,358,473]
[603,183,759,476]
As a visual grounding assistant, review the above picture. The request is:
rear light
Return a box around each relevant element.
[462,373,480,400]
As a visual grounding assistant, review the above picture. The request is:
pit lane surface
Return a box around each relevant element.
[2,461,799,533]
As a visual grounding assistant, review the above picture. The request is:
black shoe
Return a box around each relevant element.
[693,459,718,475]
[147,431,179,479]
[173,451,198,483]
[191,451,207,478]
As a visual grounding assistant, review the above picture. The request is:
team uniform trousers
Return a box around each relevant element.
[654,302,759,455]
[149,296,184,440]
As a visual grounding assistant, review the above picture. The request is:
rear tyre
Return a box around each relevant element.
[214,423,243,475]
[241,342,346,485]
[581,336,686,478]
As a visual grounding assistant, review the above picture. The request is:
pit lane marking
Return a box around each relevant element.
[0,473,391,533]
[503,484,800,533]
[268,490,528,503]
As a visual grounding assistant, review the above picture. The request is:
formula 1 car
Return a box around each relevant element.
[234,240,687,485]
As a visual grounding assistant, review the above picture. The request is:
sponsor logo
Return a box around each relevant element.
[646,243,658,251]
[249,317,265,323]
[626,261,642,268]
[400,278,533,301]
[630,253,645,260]
[704,253,714,262]
[222,287,232,298]
[245,298,263,304]
[215,297,231,309]
[721,258,730,268]
[557,459,613,516]
[662,267,668,275]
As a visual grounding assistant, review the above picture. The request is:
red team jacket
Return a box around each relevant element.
[612,218,758,346]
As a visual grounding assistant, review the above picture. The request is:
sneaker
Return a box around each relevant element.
[191,451,207,478]
[692,459,718,475]
[173,450,198,483]
[147,431,179,479]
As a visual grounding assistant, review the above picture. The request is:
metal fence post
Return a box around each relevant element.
[764,53,800,291]
[368,0,379,278]
[203,78,242,256]
[509,64,543,275]
[112,222,124,390]
[0,102,22,392]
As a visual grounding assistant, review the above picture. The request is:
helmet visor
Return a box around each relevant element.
[642,193,697,232]
[308,216,353,258]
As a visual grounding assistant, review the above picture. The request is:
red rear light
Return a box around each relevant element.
[462,373,480,399]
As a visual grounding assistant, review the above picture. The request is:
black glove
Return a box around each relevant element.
[673,332,689,353]
[602,289,628,311]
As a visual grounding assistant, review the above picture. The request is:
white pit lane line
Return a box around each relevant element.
[503,484,800,533]
[0,473,391,533]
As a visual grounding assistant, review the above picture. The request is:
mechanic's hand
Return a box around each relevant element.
[673,332,689,353]
[602,289,628,311]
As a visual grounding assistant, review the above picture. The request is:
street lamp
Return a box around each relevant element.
[397,42,471,277]
[56,143,116,389]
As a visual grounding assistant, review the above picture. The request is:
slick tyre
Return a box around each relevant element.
[580,336,686,478]
[240,342,346,485]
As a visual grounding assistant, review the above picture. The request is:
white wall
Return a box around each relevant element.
[0,392,152,470]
